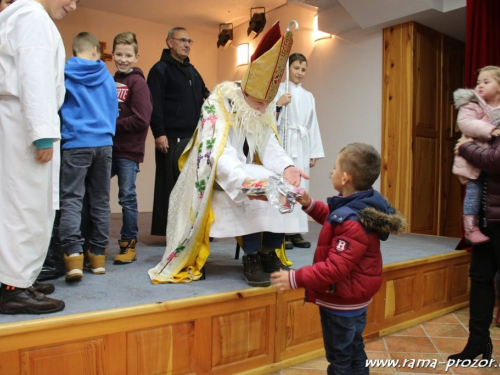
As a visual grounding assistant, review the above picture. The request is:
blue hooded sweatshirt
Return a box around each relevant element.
[61,57,118,149]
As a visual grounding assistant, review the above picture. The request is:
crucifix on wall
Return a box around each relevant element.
[99,41,113,62]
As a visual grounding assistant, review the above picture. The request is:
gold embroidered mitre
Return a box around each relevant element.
[241,21,293,103]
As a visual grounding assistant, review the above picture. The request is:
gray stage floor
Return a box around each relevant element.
[0,213,462,325]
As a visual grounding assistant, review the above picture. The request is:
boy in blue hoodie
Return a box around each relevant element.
[59,32,118,282]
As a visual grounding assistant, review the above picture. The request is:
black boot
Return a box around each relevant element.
[38,211,65,281]
[447,338,493,361]
[260,251,290,273]
[290,234,311,248]
[242,253,270,287]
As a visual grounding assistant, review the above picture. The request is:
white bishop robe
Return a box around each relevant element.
[210,87,301,237]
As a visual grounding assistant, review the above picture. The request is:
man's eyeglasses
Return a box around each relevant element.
[170,38,194,45]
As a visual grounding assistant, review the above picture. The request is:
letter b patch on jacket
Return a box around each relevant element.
[335,238,350,253]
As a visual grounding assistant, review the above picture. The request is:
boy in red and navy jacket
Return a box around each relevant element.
[271,142,406,375]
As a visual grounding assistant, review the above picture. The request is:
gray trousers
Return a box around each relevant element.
[59,146,112,255]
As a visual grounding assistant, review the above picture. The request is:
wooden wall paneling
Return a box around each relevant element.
[421,266,448,307]
[385,274,416,318]
[127,322,196,375]
[106,332,127,375]
[0,350,20,375]
[0,256,471,375]
[209,294,276,374]
[20,339,105,375]
[195,316,213,374]
[381,22,414,226]
[450,260,470,300]
[363,274,387,339]
[275,289,323,362]
[211,308,269,368]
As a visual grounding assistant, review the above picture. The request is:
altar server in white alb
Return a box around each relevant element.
[0,0,79,315]
[276,53,324,249]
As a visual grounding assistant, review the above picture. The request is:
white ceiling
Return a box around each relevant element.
[77,0,288,30]
[78,0,465,41]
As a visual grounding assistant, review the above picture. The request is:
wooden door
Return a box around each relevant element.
[411,24,441,235]
[439,36,464,238]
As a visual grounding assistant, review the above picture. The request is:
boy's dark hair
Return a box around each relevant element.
[113,31,138,55]
[166,27,186,41]
[338,143,381,191]
[289,53,307,65]
[72,32,101,57]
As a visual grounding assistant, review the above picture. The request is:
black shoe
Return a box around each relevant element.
[260,251,290,273]
[242,253,270,287]
[0,285,65,315]
[284,235,293,250]
[447,338,493,361]
[33,280,55,295]
[290,234,311,248]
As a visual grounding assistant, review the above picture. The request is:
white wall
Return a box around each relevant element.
[55,7,219,213]
[217,5,383,202]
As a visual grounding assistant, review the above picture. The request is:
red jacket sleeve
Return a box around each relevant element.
[302,199,330,224]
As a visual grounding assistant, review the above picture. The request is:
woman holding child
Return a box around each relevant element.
[449,66,500,361]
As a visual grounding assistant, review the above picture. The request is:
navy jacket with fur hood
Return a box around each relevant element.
[289,190,406,312]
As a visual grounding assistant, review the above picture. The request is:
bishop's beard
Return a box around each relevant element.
[220,82,275,157]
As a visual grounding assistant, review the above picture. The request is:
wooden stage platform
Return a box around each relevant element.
[0,215,470,375]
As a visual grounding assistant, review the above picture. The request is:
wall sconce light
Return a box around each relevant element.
[247,7,266,39]
[217,23,233,49]
[313,14,332,42]
[237,43,250,66]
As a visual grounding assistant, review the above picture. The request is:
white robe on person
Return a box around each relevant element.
[210,99,301,237]
[0,0,65,287]
[276,81,324,233]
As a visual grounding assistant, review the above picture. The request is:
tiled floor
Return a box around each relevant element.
[269,306,500,374]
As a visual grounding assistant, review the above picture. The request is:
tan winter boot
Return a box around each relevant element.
[84,250,106,275]
[114,239,137,264]
[463,215,490,245]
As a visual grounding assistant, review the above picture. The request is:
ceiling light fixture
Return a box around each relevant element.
[247,7,266,39]
[217,23,233,49]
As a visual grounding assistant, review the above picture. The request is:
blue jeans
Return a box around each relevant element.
[59,146,112,255]
[320,308,369,375]
[111,158,139,241]
[241,232,285,254]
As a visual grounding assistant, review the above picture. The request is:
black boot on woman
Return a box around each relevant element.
[447,338,493,361]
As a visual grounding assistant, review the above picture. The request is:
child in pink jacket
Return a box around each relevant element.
[453,66,500,244]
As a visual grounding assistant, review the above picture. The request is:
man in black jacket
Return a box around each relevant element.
[147,27,210,236]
